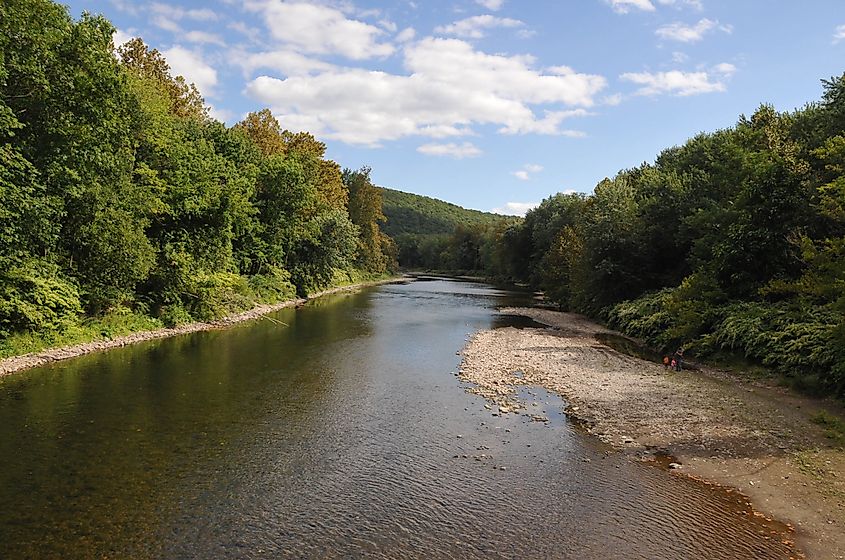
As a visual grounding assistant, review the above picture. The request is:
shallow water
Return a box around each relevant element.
[0,279,797,559]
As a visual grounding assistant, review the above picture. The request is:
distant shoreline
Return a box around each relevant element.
[460,307,845,560]
[0,276,407,378]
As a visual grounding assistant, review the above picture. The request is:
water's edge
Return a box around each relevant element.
[0,276,407,378]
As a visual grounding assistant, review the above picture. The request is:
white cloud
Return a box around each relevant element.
[609,0,656,14]
[602,93,623,106]
[655,18,722,42]
[499,109,589,135]
[621,70,726,96]
[476,0,505,10]
[712,62,736,77]
[417,142,482,158]
[512,163,543,180]
[162,46,219,97]
[184,31,226,46]
[150,3,218,21]
[153,15,181,32]
[112,28,134,49]
[396,27,416,42]
[671,51,688,63]
[379,19,398,33]
[244,0,394,60]
[834,24,845,44]
[229,21,258,36]
[492,201,539,216]
[435,15,526,39]
[109,0,139,15]
[656,0,704,9]
[245,37,606,145]
[235,49,336,77]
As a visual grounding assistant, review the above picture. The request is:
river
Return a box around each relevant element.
[0,278,796,559]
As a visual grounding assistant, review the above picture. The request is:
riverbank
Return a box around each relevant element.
[460,307,845,560]
[0,276,406,378]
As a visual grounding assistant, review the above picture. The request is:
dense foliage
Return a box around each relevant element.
[0,0,394,352]
[379,187,514,270]
[427,76,845,397]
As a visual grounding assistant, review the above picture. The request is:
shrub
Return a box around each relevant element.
[0,259,82,335]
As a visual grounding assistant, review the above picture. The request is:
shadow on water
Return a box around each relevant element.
[0,278,801,559]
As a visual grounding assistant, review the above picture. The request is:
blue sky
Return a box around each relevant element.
[63,0,845,214]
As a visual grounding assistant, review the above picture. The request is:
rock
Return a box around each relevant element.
[668,462,682,469]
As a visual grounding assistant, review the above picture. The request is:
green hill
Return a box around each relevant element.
[379,187,503,237]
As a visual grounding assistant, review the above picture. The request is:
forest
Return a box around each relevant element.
[0,0,395,357]
[411,75,845,397]
[379,187,510,270]
[2,0,843,399]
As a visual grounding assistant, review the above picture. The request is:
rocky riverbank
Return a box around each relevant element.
[460,307,845,560]
[0,277,406,377]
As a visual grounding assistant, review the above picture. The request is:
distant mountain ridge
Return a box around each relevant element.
[378,187,503,237]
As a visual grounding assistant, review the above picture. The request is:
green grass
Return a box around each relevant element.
[810,410,845,446]
[0,309,164,359]
[1,270,400,361]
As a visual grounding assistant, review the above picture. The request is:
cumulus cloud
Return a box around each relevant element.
[162,46,219,97]
[396,27,416,42]
[620,70,726,96]
[657,19,704,42]
[491,202,539,216]
[417,142,482,158]
[609,0,656,14]
[435,15,526,39]
[499,109,589,135]
[184,31,226,46]
[244,0,394,60]
[712,62,736,77]
[150,2,219,32]
[151,3,218,21]
[235,49,336,77]
[655,18,726,42]
[602,93,623,106]
[476,0,505,10]
[611,0,703,13]
[656,0,704,9]
[112,28,134,49]
[512,163,543,180]
[834,24,845,44]
[245,37,606,145]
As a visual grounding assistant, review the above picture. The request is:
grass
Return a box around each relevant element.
[0,310,163,359]
[810,410,845,446]
[0,270,402,361]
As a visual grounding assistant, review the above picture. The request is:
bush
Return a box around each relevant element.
[606,288,676,346]
[187,271,253,321]
[0,259,82,335]
[248,266,297,303]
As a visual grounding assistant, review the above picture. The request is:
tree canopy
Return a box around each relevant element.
[0,0,394,344]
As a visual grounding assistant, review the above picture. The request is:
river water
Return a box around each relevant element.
[0,279,797,559]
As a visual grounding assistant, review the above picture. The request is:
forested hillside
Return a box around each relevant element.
[380,187,502,236]
[379,187,514,270]
[429,76,845,397]
[0,0,395,357]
